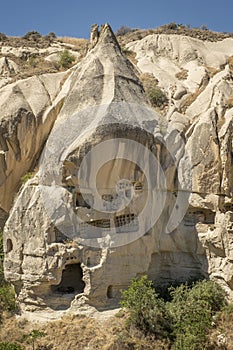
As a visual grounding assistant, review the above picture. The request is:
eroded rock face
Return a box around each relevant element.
[2,24,233,314]
[0,71,68,229]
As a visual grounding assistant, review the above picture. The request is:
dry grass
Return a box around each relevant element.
[140,72,159,88]
[1,306,233,349]
[122,48,138,65]
[58,37,88,56]
[175,68,188,80]
[209,305,233,349]
[0,313,169,350]
[206,66,220,78]
[179,86,205,112]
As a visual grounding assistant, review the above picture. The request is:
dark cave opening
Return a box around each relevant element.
[52,263,85,294]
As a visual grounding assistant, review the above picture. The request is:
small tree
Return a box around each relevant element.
[58,49,75,69]
[120,275,171,337]
[168,280,227,349]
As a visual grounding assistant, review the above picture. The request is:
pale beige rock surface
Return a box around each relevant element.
[2,24,233,316]
[0,71,67,228]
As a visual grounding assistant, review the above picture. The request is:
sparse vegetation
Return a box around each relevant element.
[227,55,233,71]
[23,31,42,42]
[206,66,220,78]
[179,86,205,112]
[115,25,136,36]
[21,330,45,350]
[140,73,168,109]
[147,86,168,108]
[0,232,16,322]
[122,47,138,65]
[175,68,188,80]
[43,32,56,43]
[0,33,7,42]
[58,49,75,69]
[21,172,33,184]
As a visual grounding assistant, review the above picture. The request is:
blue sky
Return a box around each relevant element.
[1,0,233,38]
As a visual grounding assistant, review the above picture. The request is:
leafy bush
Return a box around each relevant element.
[58,49,75,69]
[168,281,226,349]
[140,73,168,108]
[120,276,171,337]
[147,86,168,108]
[121,276,227,349]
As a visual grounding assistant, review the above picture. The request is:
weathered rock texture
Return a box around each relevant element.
[2,24,233,314]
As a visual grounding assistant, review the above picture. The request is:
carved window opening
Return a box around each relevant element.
[6,238,13,253]
[51,263,85,294]
[107,285,113,298]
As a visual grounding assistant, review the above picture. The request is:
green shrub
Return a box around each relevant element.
[120,277,227,349]
[58,49,75,69]
[120,275,171,337]
[147,86,168,108]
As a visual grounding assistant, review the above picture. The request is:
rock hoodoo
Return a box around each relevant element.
[2,24,233,314]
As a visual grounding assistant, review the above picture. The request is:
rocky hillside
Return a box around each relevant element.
[1,23,233,321]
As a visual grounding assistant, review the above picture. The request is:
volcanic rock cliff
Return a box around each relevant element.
[1,24,233,314]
